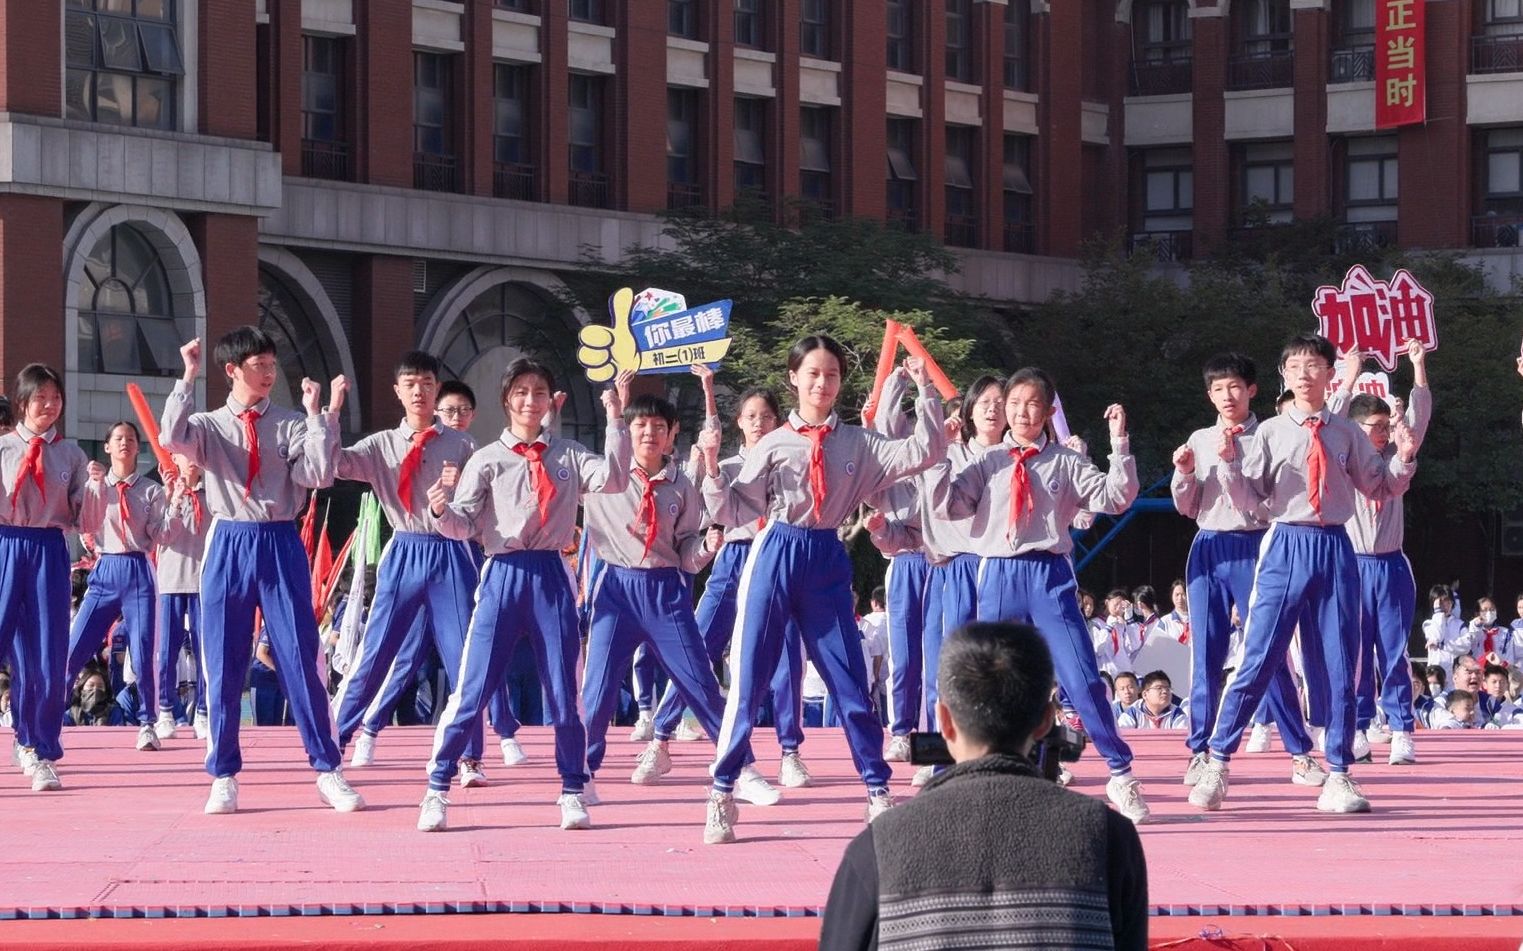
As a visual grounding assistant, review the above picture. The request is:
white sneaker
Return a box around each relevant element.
[136,724,161,751]
[499,737,527,766]
[204,776,239,814]
[458,758,488,789]
[581,779,602,806]
[1291,754,1327,787]
[777,751,813,788]
[673,719,706,742]
[1246,722,1273,753]
[1182,751,1208,786]
[193,711,209,740]
[350,732,376,767]
[558,793,591,830]
[1188,760,1229,810]
[1366,725,1391,746]
[417,790,449,832]
[884,734,912,762]
[1351,729,1371,762]
[154,711,178,740]
[628,713,654,743]
[736,765,782,806]
[1105,774,1152,825]
[316,769,366,812]
[630,740,672,785]
[1388,731,1416,765]
[17,746,38,776]
[866,789,894,822]
[704,790,737,844]
[30,760,61,792]
[1317,772,1371,813]
[910,765,935,788]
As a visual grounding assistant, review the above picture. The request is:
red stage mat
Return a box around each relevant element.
[1,725,1520,942]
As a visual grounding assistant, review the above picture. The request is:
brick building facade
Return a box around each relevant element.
[1,0,1521,450]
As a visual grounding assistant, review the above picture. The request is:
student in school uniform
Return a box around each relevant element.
[1189,333,1417,815]
[417,359,631,833]
[579,394,782,815]
[153,452,210,742]
[1094,589,1143,679]
[66,421,179,753]
[1327,341,1430,766]
[328,351,489,787]
[160,329,362,816]
[1118,671,1189,729]
[932,366,1152,825]
[1467,596,1515,668]
[3,364,90,792]
[1171,353,1326,790]
[1423,585,1472,677]
[699,339,946,844]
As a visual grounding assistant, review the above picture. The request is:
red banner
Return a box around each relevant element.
[1375,0,1425,129]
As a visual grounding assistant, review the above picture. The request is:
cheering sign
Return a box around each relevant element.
[1311,265,1436,372]
[576,287,735,382]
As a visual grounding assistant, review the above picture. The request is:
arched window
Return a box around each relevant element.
[437,282,597,445]
[258,266,339,412]
[77,222,184,376]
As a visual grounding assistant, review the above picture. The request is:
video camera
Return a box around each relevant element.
[909,721,1087,783]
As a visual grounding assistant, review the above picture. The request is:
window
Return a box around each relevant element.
[1486,0,1523,30]
[735,0,764,49]
[669,0,698,39]
[944,125,976,247]
[569,74,604,174]
[800,107,833,212]
[1004,134,1034,253]
[1345,136,1397,212]
[887,0,915,72]
[1330,0,1374,82]
[77,223,184,377]
[495,0,533,10]
[569,0,602,24]
[65,0,184,130]
[1135,0,1191,64]
[301,35,349,179]
[1478,128,1523,244]
[1145,156,1193,216]
[1486,128,1523,197]
[494,64,530,166]
[886,117,918,227]
[1005,0,1030,90]
[801,0,831,59]
[734,97,767,196]
[946,0,973,82]
[1240,0,1292,55]
[1240,141,1294,224]
[413,52,457,191]
[668,88,702,209]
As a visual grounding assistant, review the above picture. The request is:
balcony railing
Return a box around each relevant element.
[944,213,978,248]
[667,181,704,211]
[887,206,919,232]
[1472,34,1523,75]
[1333,220,1397,254]
[1129,59,1192,97]
[1330,44,1375,83]
[413,152,458,193]
[493,162,536,201]
[1004,221,1035,254]
[1128,230,1193,262]
[1473,213,1523,248]
[569,169,611,208]
[1226,49,1294,91]
[301,139,352,181]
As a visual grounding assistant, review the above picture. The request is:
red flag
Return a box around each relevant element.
[298,491,318,566]
[311,508,334,621]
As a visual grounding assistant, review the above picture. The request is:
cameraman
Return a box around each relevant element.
[819,622,1147,950]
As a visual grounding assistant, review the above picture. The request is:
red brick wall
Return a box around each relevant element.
[1292,8,1330,220]
[269,0,303,175]
[200,0,257,139]
[922,0,949,243]
[541,6,571,204]
[841,0,887,219]
[977,0,1005,250]
[1191,14,1230,252]
[351,256,415,429]
[774,0,803,213]
[357,2,412,188]
[0,196,64,390]
[707,1,738,210]
[188,215,260,408]
[0,0,60,115]
[1037,3,1083,256]
[1398,1,1470,248]
[614,3,668,213]
[465,0,496,197]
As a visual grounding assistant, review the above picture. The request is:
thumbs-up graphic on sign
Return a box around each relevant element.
[576,287,640,384]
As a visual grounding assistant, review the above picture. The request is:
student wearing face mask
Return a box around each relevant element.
[1094,590,1143,679]
[1468,597,1516,668]
[65,666,129,726]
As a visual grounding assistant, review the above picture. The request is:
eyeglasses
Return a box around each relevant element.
[1282,361,1329,376]
[437,407,473,419]
[1143,684,1172,695]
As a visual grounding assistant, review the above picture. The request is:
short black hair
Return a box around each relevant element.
[1276,389,1294,408]
[1445,689,1475,710]
[937,622,1054,755]
[0,395,14,430]
[734,387,781,422]
[1105,587,1129,602]
[105,420,141,443]
[1279,332,1336,369]
[1132,585,1157,612]
[499,357,556,404]
[1140,670,1171,693]
[870,585,886,607]
[1429,584,1451,602]
[1202,352,1257,388]
[1484,663,1508,681]
[437,380,476,408]
[1452,654,1477,675]
[624,394,678,428]
[214,326,277,370]
[1114,671,1138,687]
[1347,393,1390,424]
[395,350,442,380]
[959,375,1005,444]
[1425,665,1446,687]
[13,364,65,418]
